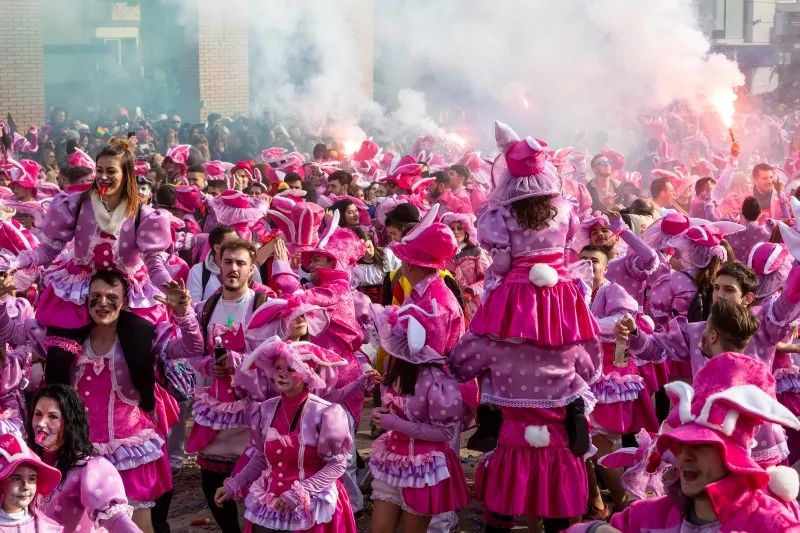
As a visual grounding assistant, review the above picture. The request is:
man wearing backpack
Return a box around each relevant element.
[184,239,274,533]
[187,224,265,302]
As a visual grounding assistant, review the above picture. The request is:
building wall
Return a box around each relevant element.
[0,0,45,125]
[341,0,375,98]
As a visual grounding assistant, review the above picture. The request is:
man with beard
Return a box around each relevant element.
[184,239,272,533]
[587,154,621,212]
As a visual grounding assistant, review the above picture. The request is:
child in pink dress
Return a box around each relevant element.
[215,337,357,532]
[450,122,602,531]
[369,206,469,533]
[0,433,62,532]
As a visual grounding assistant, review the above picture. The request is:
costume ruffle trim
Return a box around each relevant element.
[243,475,337,530]
[591,373,645,404]
[369,433,451,488]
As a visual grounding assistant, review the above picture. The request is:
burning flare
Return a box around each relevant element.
[709,88,737,129]
[343,139,362,157]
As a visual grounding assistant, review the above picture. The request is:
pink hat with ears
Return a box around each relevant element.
[240,336,347,393]
[267,195,323,250]
[300,212,366,272]
[641,212,709,251]
[173,185,203,214]
[202,160,229,181]
[391,204,457,270]
[164,144,191,172]
[36,182,60,198]
[0,434,61,497]
[134,161,150,177]
[67,148,96,172]
[260,147,287,163]
[380,151,396,172]
[245,295,330,349]
[747,242,793,299]
[490,121,562,205]
[658,352,800,486]
[667,221,743,268]
[441,211,477,245]
[598,429,667,500]
[3,159,40,192]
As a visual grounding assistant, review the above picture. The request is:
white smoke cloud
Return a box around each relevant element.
[169,0,744,152]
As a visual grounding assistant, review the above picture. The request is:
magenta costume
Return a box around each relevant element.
[16,191,174,329]
[726,220,770,261]
[0,307,204,505]
[224,339,356,532]
[589,280,658,436]
[39,454,140,532]
[450,123,602,519]
[0,296,34,439]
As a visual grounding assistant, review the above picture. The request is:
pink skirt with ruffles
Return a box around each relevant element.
[370,431,468,515]
[591,343,659,435]
[474,406,587,518]
[470,253,598,345]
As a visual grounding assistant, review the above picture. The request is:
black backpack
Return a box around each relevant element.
[677,271,713,323]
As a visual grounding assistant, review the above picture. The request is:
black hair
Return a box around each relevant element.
[580,244,611,260]
[716,262,759,298]
[312,143,328,160]
[741,196,762,222]
[382,357,441,396]
[284,172,302,184]
[328,170,353,186]
[187,165,205,174]
[331,198,358,228]
[155,183,177,208]
[27,384,96,479]
[63,165,94,185]
[209,224,236,250]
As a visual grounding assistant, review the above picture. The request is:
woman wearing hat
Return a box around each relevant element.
[570,353,800,532]
[450,122,603,532]
[27,384,140,532]
[214,337,357,532]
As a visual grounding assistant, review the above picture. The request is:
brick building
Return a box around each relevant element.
[0,0,374,124]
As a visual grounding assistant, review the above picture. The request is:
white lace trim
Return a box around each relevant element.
[95,502,134,523]
[766,294,794,328]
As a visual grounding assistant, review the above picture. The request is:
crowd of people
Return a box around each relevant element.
[1,102,800,533]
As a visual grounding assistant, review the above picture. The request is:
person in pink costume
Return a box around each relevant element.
[368,206,468,533]
[616,257,800,469]
[162,144,191,183]
[0,433,62,532]
[594,428,669,503]
[0,269,203,530]
[648,221,743,330]
[214,337,357,533]
[270,217,371,513]
[550,146,592,219]
[725,196,771,261]
[206,189,270,243]
[450,122,602,531]
[581,245,659,513]
[10,139,175,330]
[440,212,490,319]
[27,384,141,532]
[0,122,38,161]
[437,164,488,214]
[569,352,800,533]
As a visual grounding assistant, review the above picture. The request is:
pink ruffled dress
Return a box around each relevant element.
[38,455,140,532]
[370,370,468,516]
[0,297,35,439]
[186,325,251,456]
[224,392,356,532]
[17,191,173,329]
[589,281,658,436]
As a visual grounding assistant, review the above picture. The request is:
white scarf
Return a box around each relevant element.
[90,191,129,235]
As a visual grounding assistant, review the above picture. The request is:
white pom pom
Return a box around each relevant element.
[524,425,550,448]
[767,465,800,501]
[529,264,558,287]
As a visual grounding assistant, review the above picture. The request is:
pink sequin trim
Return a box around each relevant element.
[44,336,82,356]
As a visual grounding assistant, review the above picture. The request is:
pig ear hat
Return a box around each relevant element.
[391,204,458,270]
[658,352,800,489]
[245,296,330,350]
[666,222,744,268]
[240,336,347,393]
[746,242,792,300]
[489,121,562,206]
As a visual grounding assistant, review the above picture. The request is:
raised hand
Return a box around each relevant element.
[155,279,191,316]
